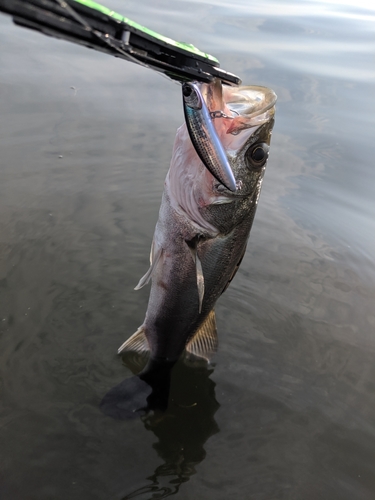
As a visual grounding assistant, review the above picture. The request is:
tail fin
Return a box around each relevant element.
[100,358,176,419]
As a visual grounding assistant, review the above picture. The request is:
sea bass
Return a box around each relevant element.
[119,80,276,363]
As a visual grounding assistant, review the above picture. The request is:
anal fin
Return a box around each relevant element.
[185,310,218,361]
[118,325,149,355]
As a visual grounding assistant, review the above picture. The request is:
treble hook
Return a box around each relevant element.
[209,110,239,120]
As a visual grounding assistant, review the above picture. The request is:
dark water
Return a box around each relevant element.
[1,1,375,498]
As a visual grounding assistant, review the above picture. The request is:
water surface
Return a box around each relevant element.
[0,1,375,498]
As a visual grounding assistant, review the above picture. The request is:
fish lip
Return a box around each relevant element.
[182,82,237,192]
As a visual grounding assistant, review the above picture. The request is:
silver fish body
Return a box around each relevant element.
[118,83,276,363]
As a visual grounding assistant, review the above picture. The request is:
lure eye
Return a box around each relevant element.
[182,83,202,110]
[246,142,269,168]
[182,84,193,98]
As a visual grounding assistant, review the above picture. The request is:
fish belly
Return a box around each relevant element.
[140,190,254,361]
[142,190,207,360]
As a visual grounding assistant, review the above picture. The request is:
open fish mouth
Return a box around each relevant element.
[225,85,277,120]
[222,85,277,135]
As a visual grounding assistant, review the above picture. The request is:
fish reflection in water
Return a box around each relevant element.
[103,358,219,499]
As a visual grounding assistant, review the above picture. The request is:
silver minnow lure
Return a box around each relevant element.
[182,82,237,192]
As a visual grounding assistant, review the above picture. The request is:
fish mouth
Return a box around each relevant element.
[223,85,277,136]
[225,85,277,121]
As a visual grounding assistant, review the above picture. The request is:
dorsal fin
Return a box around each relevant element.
[118,325,149,355]
[185,310,218,361]
[134,239,163,290]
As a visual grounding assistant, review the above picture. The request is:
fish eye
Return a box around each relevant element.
[246,142,269,168]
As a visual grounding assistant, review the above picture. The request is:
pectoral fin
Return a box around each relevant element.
[118,325,149,354]
[185,236,205,313]
[185,310,218,361]
[134,240,163,290]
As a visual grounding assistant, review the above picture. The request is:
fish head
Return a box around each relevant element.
[196,83,277,233]
[205,83,276,191]
[167,82,276,235]
[225,98,275,198]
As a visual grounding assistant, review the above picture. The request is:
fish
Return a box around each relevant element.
[118,79,276,364]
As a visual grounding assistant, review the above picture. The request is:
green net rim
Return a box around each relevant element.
[73,0,219,63]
